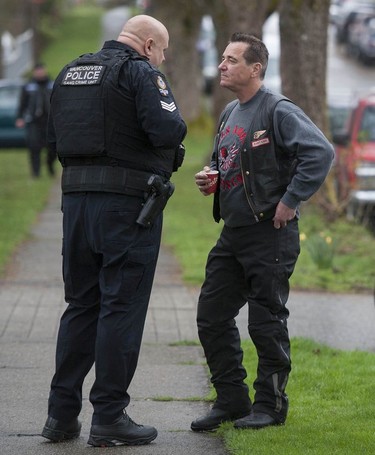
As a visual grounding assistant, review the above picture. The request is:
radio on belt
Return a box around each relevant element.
[61,65,106,86]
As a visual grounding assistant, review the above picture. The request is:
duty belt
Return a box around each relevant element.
[61,165,153,196]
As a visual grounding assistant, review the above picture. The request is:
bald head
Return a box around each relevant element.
[118,15,168,45]
[117,15,169,67]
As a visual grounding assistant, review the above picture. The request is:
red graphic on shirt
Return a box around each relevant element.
[221,173,244,190]
[219,143,238,171]
[219,125,247,191]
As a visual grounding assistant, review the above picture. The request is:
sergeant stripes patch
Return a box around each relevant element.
[160,101,177,112]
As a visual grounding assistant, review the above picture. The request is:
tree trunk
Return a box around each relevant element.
[0,0,29,34]
[146,0,205,122]
[279,0,338,217]
[278,0,330,132]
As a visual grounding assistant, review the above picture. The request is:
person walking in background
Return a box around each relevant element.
[16,63,55,178]
[41,14,186,447]
[191,33,334,432]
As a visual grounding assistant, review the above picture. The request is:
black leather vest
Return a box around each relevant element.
[213,91,296,223]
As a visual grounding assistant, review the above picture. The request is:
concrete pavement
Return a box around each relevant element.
[0,180,374,455]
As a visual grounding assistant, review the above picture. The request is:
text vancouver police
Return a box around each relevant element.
[62,65,105,86]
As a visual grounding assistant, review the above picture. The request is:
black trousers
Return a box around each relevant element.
[26,121,55,177]
[197,218,300,422]
[47,192,162,425]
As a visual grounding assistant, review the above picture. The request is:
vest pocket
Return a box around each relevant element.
[55,97,106,156]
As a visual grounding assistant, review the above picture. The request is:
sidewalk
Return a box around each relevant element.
[0,181,374,455]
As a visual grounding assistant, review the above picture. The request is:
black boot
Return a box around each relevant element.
[41,416,81,442]
[191,407,251,432]
[88,411,157,447]
[234,411,284,429]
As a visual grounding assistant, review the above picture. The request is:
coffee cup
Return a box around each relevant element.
[205,170,219,194]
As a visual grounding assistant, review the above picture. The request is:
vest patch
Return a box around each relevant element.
[253,130,267,139]
[251,137,270,148]
[61,65,106,86]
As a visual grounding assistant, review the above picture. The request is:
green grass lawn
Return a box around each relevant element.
[0,150,55,275]
[42,5,105,79]
[217,338,375,455]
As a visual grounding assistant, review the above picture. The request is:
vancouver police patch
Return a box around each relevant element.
[153,75,169,96]
[61,65,106,86]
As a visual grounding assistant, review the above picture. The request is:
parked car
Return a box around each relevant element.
[347,12,375,63]
[332,90,375,227]
[0,79,26,148]
[333,0,375,43]
[330,0,345,25]
[328,91,356,136]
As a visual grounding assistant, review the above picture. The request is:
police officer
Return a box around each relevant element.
[16,63,55,177]
[41,15,187,447]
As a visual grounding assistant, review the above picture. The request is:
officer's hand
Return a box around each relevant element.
[195,166,211,196]
[273,201,296,229]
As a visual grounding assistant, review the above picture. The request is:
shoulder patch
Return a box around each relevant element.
[61,65,106,86]
[152,74,169,96]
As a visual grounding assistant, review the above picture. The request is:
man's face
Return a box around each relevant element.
[218,42,255,92]
[33,67,48,81]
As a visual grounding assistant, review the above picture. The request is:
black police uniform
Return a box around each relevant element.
[46,41,187,425]
[17,77,55,177]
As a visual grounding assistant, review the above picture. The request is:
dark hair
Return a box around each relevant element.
[33,62,46,70]
[229,33,269,79]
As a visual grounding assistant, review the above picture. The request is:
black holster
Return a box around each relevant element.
[136,175,175,228]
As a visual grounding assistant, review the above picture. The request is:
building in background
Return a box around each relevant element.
[1,29,33,79]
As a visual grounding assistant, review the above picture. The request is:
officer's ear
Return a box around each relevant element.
[144,38,154,58]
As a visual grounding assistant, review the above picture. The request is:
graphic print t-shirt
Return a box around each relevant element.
[218,89,265,227]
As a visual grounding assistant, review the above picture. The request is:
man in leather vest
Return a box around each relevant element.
[191,33,334,432]
[16,63,55,177]
[41,15,186,447]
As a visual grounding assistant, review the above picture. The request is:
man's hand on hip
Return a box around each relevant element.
[273,201,296,229]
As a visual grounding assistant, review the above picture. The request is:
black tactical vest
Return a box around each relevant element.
[51,49,140,159]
